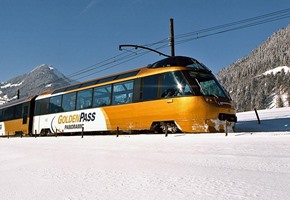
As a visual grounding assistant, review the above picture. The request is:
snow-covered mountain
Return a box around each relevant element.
[0,64,74,104]
[217,24,290,112]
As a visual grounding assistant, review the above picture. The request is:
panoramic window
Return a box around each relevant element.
[141,75,159,101]
[161,71,192,98]
[198,79,227,98]
[14,104,23,119]
[76,89,93,110]
[93,85,112,107]
[4,107,14,120]
[62,92,76,112]
[188,72,228,98]
[112,81,133,105]
[22,104,29,124]
[49,95,62,113]
[35,98,49,115]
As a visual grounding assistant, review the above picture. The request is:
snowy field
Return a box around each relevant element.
[1,108,290,200]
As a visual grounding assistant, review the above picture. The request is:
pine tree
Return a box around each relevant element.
[276,95,284,108]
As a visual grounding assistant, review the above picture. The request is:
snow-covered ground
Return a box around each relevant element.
[1,108,290,200]
[236,107,290,133]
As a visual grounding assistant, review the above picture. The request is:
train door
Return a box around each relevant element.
[29,97,36,135]
[33,97,49,135]
[22,104,28,125]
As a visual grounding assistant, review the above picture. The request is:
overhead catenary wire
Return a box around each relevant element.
[73,50,153,80]
[175,7,290,40]
[67,37,170,80]
[66,7,290,82]
[68,52,132,79]
[174,11,290,45]
[66,43,167,81]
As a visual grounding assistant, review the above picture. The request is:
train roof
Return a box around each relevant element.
[41,56,211,96]
[0,95,36,110]
[50,68,141,95]
[148,56,211,72]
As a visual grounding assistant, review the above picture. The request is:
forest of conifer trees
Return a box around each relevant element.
[217,24,290,112]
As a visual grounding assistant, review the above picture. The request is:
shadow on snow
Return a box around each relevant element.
[236,118,290,132]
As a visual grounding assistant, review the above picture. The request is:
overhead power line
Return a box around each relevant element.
[175,7,290,40]
[173,8,290,45]
[65,7,290,82]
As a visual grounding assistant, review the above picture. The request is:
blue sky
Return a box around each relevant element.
[0,0,289,83]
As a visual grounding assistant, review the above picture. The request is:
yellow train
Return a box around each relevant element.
[0,96,36,136]
[0,56,237,136]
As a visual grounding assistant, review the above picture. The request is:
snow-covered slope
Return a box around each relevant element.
[263,66,290,75]
[0,108,290,200]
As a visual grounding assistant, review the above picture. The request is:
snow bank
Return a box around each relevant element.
[236,107,290,133]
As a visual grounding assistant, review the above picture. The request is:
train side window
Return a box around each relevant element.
[112,80,133,105]
[22,104,29,124]
[62,92,76,112]
[35,98,49,115]
[76,89,92,110]
[141,75,159,101]
[4,107,14,120]
[2,108,7,120]
[93,85,112,107]
[49,95,63,113]
[1,108,6,120]
[133,78,141,102]
[14,104,23,119]
[161,71,192,98]
[0,109,2,121]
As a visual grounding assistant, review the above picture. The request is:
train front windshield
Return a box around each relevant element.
[186,71,230,99]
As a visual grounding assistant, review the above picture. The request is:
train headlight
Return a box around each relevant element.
[204,96,217,104]
[204,97,213,103]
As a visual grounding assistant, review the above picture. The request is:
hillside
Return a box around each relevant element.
[217,24,290,112]
[0,64,73,104]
